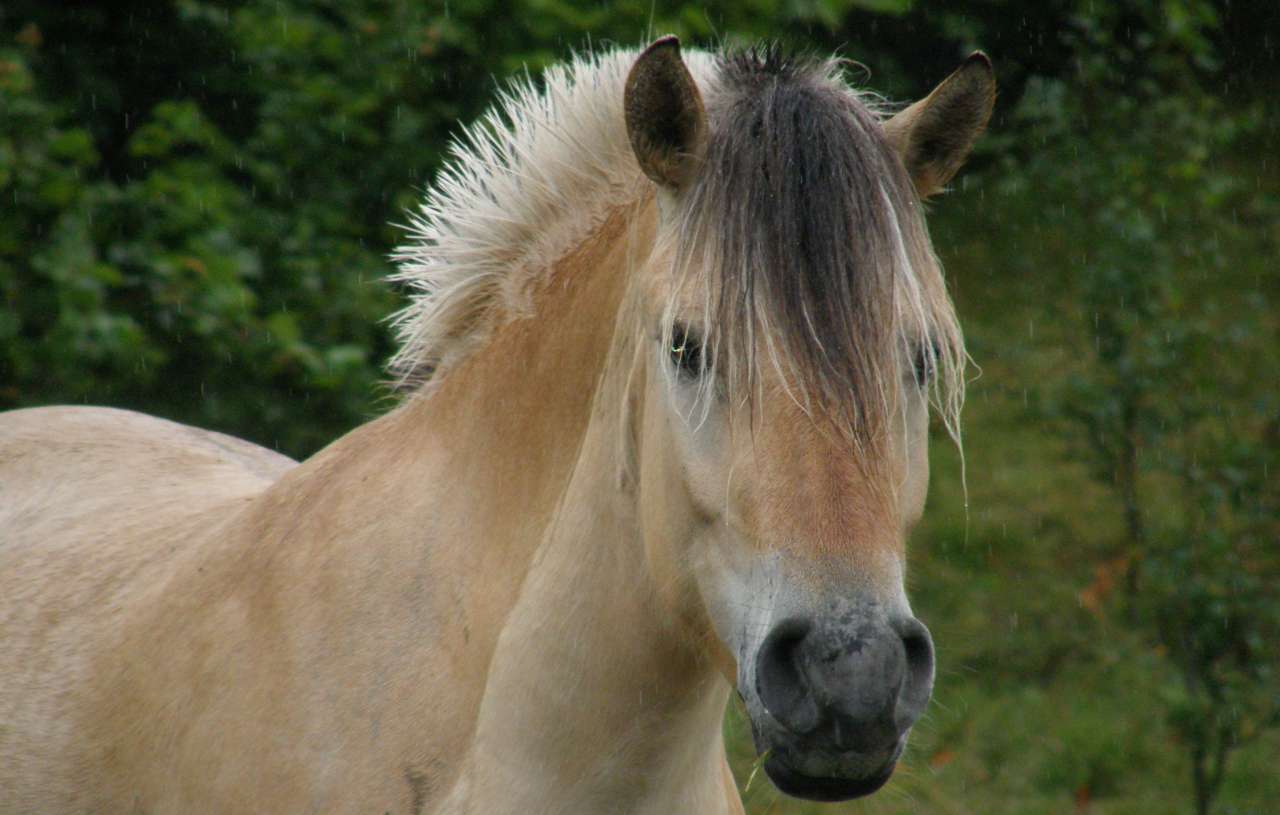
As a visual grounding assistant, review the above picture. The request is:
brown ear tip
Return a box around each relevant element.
[644,35,682,56]
[964,51,994,75]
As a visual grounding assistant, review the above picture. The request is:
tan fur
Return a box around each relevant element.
[1,198,745,813]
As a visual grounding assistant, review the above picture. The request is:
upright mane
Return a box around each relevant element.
[390,44,965,447]
[388,48,715,389]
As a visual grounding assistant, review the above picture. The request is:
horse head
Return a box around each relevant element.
[622,37,994,800]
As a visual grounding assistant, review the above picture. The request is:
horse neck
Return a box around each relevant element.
[240,195,730,806]
[250,204,633,613]
[418,196,730,806]
[458,388,735,810]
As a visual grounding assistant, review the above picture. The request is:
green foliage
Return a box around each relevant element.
[1000,2,1280,812]
[2,1,420,453]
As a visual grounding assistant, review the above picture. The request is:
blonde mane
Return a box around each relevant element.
[388,47,718,389]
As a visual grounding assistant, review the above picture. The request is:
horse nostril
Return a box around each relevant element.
[755,618,821,734]
[753,614,935,750]
[894,616,935,731]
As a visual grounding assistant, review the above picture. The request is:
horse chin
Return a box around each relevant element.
[752,732,905,802]
[762,754,897,802]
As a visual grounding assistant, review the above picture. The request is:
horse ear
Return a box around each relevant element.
[883,52,996,198]
[625,36,707,191]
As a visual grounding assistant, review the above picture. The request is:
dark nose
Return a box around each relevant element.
[755,614,935,752]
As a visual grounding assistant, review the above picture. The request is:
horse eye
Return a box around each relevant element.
[913,341,939,386]
[668,324,704,379]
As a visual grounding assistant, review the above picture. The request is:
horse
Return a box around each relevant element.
[0,37,994,813]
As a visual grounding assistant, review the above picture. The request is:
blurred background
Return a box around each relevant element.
[1,1,1276,812]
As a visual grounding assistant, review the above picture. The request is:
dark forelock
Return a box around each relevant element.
[674,45,927,441]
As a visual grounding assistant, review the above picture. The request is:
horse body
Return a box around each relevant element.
[0,406,303,809]
[0,40,993,813]
[2,201,731,813]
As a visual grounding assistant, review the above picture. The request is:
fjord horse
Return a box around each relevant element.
[0,38,994,813]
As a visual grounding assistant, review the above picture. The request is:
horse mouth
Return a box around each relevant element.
[762,753,897,801]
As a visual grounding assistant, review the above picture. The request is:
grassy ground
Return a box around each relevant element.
[721,174,1280,814]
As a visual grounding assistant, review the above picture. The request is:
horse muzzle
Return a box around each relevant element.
[740,610,935,801]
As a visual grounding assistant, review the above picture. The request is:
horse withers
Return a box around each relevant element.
[0,38,994,813]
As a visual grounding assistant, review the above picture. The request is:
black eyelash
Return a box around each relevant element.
[669,324,704,379]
